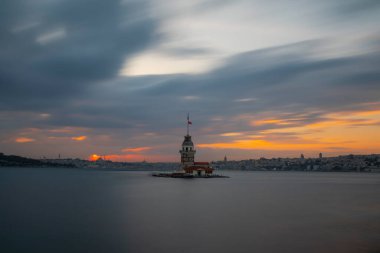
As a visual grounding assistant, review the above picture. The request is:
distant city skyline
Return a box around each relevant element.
[1,0,380,162]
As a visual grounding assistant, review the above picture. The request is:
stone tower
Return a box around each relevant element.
[179,134,196,168]
[179,113,195,169]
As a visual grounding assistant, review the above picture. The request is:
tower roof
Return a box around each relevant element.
[182,135,194,146]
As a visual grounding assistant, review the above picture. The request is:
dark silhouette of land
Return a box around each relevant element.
[0,153,74,168]
[1,152,380,172]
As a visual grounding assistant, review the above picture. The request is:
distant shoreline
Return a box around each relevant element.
[1,152,379,172]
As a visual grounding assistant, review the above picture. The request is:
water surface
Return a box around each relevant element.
[1,167,379,253]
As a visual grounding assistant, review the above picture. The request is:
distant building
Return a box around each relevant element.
[319,153,323,159]
[300,154,305,159]
[224,155,228,162]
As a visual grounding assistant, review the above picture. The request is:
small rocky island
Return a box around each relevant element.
[153,115,228,178]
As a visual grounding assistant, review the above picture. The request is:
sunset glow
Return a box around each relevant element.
[251,119,293,126]
[220,132,243,137]
[2,2,380,252]
[71,136,87,141]
[122,147,152,152]
[87,153,173,162]
[15,137,35,143]
[199,108,380,155]
[1,0,379,161]
[88,154,101,161]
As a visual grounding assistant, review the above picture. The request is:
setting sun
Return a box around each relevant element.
[88,154,101,161]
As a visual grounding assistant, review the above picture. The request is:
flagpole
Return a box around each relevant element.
[187,113,189,136]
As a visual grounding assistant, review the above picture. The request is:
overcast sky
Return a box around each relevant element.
[1,0,380,161]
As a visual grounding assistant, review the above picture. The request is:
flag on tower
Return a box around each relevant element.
[187,113,192,125]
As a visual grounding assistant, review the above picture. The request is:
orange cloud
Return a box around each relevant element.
[89,153,174,162]
[104,154,145,162]
[198,139,338,151]
[200,108,380,154]
[356,110,380,116]
[220,132,243,137]
[15,137,35,143]
[252,119,293,126]
[48,127,88,133]
[71,135,87,141]
[331,109,380,117]
[306,118,379,129]
[122,147,152,152]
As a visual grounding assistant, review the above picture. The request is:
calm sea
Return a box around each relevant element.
[0,167,379,253]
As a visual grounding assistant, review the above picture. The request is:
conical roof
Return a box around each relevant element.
[182,135,194,146]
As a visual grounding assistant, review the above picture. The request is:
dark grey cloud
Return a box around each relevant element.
[0,0,159,109]
[1,1,380,158]
[22,39,378,139]
[127,41,380,124]
[2,33,380,139]
[1,1,379,160]
[334,0,380,16]
[161,47,216,58]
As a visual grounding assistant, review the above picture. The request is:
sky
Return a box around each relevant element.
[1,0,380,162]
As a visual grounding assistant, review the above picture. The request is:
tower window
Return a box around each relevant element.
[186,147,188,151]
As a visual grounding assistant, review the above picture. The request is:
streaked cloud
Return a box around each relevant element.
[0,0,379,161]
[252,119,294,126]
[182,96,200,100]
[39,113,51,119]
[234,98,256,103]
[199,108,380,155]
[122,147,152,152]
[101,153,172,162]
[15,137,35,143]
[71,136,87,141]
[120,51,217,75]
[36,28,67,45]
[12,22,40,33]
[198,139,339,151]
[220,132,243,137]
